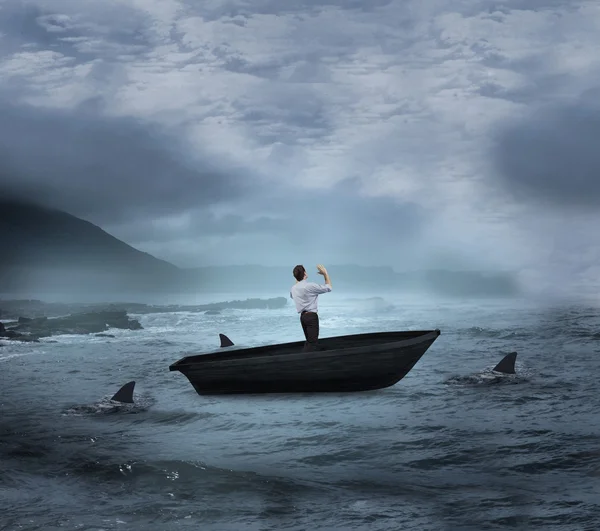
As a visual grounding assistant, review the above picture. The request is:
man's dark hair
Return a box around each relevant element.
[293,265,306,281]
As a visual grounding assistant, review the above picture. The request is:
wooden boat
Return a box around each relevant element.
[169,329,441,395]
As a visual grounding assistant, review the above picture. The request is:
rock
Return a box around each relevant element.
[1,310,142,341]
[204,310,221,315]
[127,319,143,330]
[1,328,39,342]
[95,333,116,338]
[14,335,40,343]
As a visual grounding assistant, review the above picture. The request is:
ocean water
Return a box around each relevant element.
[1,294,600,530]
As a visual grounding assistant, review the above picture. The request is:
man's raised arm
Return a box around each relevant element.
[317,264,331,288]
[304,264,332,294]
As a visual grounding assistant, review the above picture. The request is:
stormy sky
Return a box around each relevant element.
[1,0,599,293]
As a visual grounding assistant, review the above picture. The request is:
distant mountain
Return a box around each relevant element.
[0,199,521,299]
[0,198,176,272]
[0,198,179,295]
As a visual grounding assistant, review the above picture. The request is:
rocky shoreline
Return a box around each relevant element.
[0,297,287,320]
[0,297,288,343]
[0,310,143,342]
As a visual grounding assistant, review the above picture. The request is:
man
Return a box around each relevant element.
[290,264,332,351]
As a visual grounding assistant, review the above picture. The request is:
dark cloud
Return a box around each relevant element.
[490,94,600,209]
[121,177,423,241]
[481,0,579,14]
[234,85,332,144]
[193,0,396,22]
[107,176,426,268]
[0,2,82,58]
[218,52,334,83]
[0,97,253,225]
[0,1,152,60]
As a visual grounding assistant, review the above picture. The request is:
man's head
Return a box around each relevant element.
[293,264,307,281]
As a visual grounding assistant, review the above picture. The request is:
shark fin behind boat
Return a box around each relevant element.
[492,352,517,374]
[219,333,234,347]
[110,381,136,403]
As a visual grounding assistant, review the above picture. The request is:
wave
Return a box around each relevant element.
[461,326,534,340]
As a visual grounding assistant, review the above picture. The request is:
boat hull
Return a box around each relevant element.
[169,329,441,395]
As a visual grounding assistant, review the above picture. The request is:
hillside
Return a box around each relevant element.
[0,198,179,295]
[0,198,175,272]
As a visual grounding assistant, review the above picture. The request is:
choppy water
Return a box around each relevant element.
[2,295,600,530]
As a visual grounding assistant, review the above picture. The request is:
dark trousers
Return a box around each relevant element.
[300,311,319,351]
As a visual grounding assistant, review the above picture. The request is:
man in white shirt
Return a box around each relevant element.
[290,264,332,351]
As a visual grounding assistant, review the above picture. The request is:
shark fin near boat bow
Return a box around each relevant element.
[492,352,517,374]
[219,333,235,347]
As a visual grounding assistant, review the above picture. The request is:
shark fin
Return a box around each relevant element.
[219,333,234,347]
[492,352,517,374]
[110,381,135,403]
